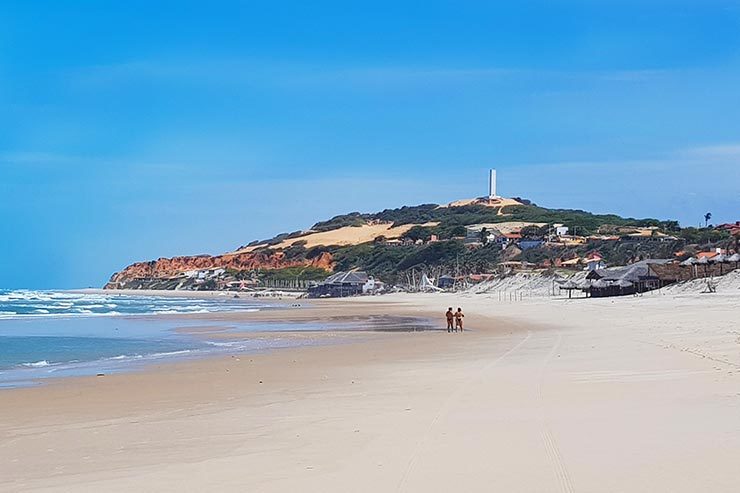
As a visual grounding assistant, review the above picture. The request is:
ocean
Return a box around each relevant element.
[0,290,288,388]
[0,290,432,388]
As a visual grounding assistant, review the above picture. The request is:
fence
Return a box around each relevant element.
[259,279,312,290]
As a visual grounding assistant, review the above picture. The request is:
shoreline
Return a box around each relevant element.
[0,296,437,390]
[72,287,306,300]
[2,292,740,491]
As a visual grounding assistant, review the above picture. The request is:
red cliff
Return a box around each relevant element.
[106,250,334,288]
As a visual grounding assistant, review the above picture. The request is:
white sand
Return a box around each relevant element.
[1,290,739,492]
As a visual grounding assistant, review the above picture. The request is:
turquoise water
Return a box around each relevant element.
[0,290,435,388]
[0,290,287,388]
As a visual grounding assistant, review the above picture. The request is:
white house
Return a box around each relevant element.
[585,254,606,271]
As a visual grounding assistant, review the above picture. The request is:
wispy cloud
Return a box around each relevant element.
[66,58,675,92]
[680,144,740,159]
[67,58,520,90]
[595,69,670,82]
[0,151,79,166]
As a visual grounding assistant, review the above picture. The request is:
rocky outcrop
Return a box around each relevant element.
[105,250,333,290]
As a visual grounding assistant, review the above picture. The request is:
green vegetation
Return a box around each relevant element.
[240,200,734,284]
[331,244,417,280]
[326,240,501,284]
[401,225,433,242]
[677,227,730,244]
[303,203,675,238]
[312,212,367,232]
[519,239,686,267]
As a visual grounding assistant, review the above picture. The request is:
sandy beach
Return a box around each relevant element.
[2,291,740,492]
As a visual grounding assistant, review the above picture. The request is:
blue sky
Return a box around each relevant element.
[2,1,740,289]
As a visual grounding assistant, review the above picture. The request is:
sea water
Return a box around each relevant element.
[0,290,289,388]
[0,290,434,388]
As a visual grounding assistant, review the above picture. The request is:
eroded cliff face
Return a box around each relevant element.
[105,250,333,289]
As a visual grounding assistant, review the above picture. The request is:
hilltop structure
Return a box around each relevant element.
[488,168,497,200]
[445,169,522,209]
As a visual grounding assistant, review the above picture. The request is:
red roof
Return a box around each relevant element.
[504,233,522,239]
[696,251,719,259]
[717,222,740,230]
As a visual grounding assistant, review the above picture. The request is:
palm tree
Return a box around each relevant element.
[704,212,712,228]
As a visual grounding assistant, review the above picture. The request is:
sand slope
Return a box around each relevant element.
[234,222,439,253]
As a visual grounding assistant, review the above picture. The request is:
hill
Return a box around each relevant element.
[105,198,734,290]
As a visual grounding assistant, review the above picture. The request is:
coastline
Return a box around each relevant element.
[2,292,740,491]
[73,287,305,300]
[0,292,435,389]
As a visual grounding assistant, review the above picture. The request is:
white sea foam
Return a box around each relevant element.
[22,360,51,368]
[205,341,243,347]
[148,350,194,358]
[0,289,271,320]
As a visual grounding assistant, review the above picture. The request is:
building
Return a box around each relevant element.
[586,259,676,297]
[502,232,522,245]
[519,239,544,251]
[715,221,740,231]
[464,225,500,246]
[308,271,371,298]
[584,253,606,271]
[560,257,583,268]
[437,275,456,289]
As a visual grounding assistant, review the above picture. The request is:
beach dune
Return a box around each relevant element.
[1,291,739,492]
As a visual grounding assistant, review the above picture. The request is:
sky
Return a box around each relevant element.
[1,1,740,289]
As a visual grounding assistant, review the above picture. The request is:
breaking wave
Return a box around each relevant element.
[21,360,51,368]
[0,289,265,320]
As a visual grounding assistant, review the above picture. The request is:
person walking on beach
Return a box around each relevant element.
[454,307,465,332]
[445,307,454,332]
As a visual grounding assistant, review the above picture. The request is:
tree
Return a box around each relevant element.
[659,220,680,232]
[520,225,546,240]
[479,227,489,245]
[450,225,467,238]
[704,212,712,228]
[402,226,432,242]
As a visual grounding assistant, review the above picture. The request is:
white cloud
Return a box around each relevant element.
[681,144,740,158]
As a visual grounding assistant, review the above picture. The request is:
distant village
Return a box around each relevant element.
[107,169,739,300]
[301,171,740,299]
[303,220,739,299]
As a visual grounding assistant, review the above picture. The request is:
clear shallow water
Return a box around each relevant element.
[0,290,287,388]
[0,290,435,388]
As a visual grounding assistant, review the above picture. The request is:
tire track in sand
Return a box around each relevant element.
[396,330,532,492]
[538,332,576,493]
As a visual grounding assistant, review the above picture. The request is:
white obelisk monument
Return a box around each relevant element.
[488,168,497,199]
